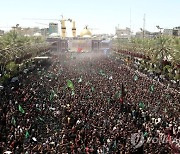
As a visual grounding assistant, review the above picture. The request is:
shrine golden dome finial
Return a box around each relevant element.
[80,26,92,37]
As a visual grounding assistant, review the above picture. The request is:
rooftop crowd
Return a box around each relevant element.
[0,51,179,153]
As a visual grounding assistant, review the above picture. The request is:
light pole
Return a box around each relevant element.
[140,28,145,53]
[156,25,164,72]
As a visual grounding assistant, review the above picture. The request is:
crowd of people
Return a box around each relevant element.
[0,51,179,153]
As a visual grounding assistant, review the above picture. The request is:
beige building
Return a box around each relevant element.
[41,28,49,37]
[173,26,180,36]
[0,30,4,36]
[135,30,159,38]
[115,27,131,40]
[163,29,173,36]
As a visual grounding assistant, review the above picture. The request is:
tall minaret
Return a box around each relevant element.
[61,18,66,38]
[72,21,76,37]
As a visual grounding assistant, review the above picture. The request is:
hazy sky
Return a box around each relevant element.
[0,0,179,35]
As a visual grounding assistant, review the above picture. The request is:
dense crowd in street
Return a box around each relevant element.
[0,51,179,153]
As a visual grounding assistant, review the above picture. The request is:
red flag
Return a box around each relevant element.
[120,97,123,104]
[77,48,82,52]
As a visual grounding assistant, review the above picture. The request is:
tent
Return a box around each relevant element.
[0,85,4,90]
[11,77,19,83]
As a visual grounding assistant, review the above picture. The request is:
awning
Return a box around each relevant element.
[0,85,4,90]
[34,56,50,59]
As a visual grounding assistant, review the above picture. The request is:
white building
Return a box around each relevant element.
[115,27,131,40]
[173,26,180,36]
[163,29,173,36]
[0,30,4,36]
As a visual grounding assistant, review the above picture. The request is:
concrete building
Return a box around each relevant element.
[0,30,4,36]
[163,27,180,36]
[135,30,159,38]
[49,23,58,35]
[47,38,68,52]
[163,29,173,36]
[115,27,131,40]
[47,37,111,52]
[17,27,40,36]
[41,28,49,37]
[173,26,180,36]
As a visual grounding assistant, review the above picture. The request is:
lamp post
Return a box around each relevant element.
[140,28,145,53]
[156,25,164,72]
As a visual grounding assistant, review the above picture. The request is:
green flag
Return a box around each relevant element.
[25,130,30,138]
[50,90,55,101]
[91,86,95,92]
[144,132,148,137]
[107,97,111,103]
[114,91,121,99]
[18,105,25,114]
[71,90,75,96]
[67,79,74,90]
[134,75,138,81]
[150,85,154,92]
[166,94,170,99]
[78,77,82,83]
[99,70,106,76]
[38,116,44,122]
[139,102,145,109]
[11,116,16,126]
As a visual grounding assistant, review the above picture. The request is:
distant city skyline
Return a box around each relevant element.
[0,0,180,35]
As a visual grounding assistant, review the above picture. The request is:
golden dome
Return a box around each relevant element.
[80,27,92,37]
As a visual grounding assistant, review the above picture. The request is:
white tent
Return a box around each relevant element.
[49,33,60,38]
[34,56,50,59]
[33,32,42,37]
[0,85,4,90]
[4,151,12,154]
[82,35,91,38]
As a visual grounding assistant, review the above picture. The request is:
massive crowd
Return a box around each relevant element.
[0,51,179,153]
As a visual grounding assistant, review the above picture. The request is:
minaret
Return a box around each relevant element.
[72,21,76,37]
[61,19,66,38]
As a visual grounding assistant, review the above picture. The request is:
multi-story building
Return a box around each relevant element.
[0,30,4,36]
[162,27,180,36]
[41,28,49,37]
[173,26,180,36]
[135,30,159,38]
[49,23,58,35]
[17,27,40,36]
[163,29,173,36]
[115,27,131,40]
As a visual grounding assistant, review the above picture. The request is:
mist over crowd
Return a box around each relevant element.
[0,51,179,153]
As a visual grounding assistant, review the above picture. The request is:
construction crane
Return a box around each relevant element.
[35,22,49,26]
[23,15,75,38]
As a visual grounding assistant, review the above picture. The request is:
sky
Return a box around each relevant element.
[0,0,180,35]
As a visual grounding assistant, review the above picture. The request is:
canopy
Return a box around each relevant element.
[0,85,4,90]
[11,77,19,83]
[34,56,50,59]
[4,151,12,154]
